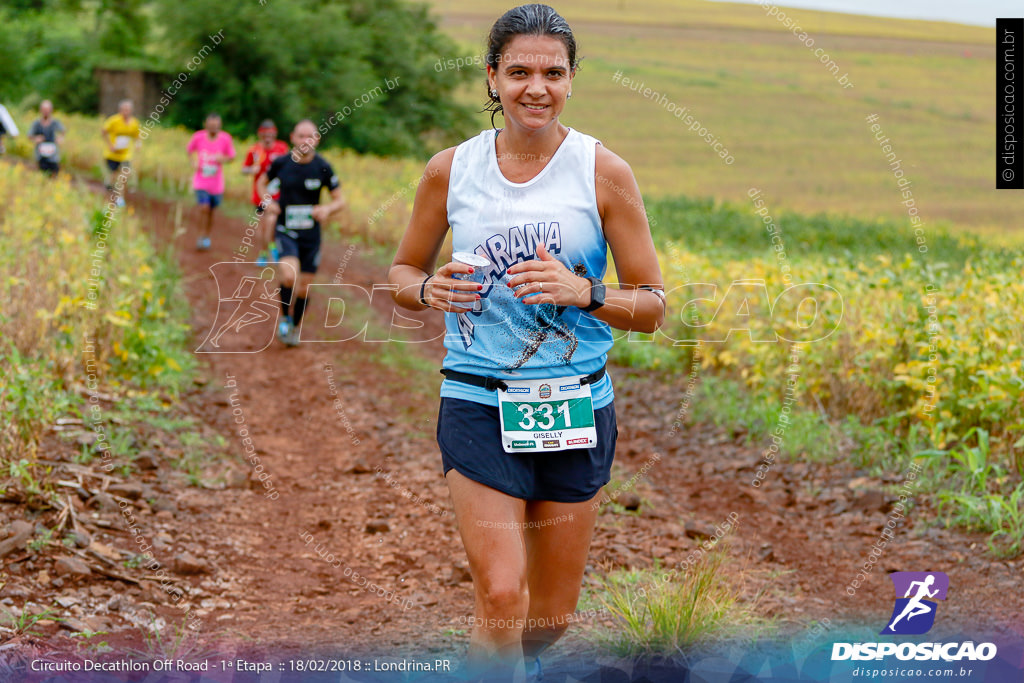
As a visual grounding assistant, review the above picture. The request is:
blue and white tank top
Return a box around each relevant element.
[440,128,614,408]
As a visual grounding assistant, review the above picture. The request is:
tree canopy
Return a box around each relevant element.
[1,0,478,156]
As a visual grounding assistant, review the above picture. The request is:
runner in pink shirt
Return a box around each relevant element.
[187,113,236,250]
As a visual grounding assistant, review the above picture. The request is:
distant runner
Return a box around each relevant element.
[241,119,288,265]
[29,100,65,177]
[101,99,142,207]
[257,120,346,346]
[187,113,236,251]
[0,103,19,155]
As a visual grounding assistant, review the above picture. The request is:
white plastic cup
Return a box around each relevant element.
[451,252,490,311]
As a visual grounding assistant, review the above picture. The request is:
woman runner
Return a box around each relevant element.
[389,4,665,678]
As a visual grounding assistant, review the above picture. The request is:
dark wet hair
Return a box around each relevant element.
[258,119,276,130]
[483,4,578,125]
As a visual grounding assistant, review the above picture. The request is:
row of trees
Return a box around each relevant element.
[0,0,478,156]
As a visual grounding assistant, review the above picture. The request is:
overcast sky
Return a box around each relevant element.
[715,0,1016,27]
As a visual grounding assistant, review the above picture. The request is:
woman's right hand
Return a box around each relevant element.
[422,261,482,313]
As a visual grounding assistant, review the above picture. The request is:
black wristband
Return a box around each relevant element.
[582,276,606,312]
[418,275,433,306]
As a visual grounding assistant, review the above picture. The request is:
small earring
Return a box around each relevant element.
[490,89,498,98]
[567,92,573,99]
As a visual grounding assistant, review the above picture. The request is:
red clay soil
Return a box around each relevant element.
[1,183,1021,671]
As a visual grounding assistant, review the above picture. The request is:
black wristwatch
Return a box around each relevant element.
[582,276,606,312]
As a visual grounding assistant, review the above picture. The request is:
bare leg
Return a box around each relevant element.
[116,164,132,193]
[261,205,280,255]
[196,204,211,240]
[295,271,315,300]
[260,210,275,254]
[202,205,215,240]
[278,256,300,291]
[521,496,601,659]
[445,470,528,681]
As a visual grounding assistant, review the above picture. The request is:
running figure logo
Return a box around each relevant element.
[197,264,280,353]
[881,571,949,635]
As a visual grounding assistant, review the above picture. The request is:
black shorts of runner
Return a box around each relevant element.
[106,159,129,172]
[39,159,59,175]
[275,232,321,274]
[437,397,617,503]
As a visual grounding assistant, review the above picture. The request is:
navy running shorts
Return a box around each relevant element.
[437,397,617,503]
[38,158,59,176]
[195,189,222,209]
[275,232,321,274]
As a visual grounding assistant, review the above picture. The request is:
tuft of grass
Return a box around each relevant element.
[0,606,60,637]
[27,527,54,553]
[128,614,211,663]
[582,544,766,658]
[917,429,1024,557]
[69,629,113,654]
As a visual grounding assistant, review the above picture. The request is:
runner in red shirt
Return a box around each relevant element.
[242,120,289,265]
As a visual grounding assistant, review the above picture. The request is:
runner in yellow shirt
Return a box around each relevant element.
[101,99,142,206]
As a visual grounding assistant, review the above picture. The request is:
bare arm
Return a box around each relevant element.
[100,126,114,153]
[388,148,479,313]
[312,186,346,222]
[593,145,665,332]
[256,173,276,213]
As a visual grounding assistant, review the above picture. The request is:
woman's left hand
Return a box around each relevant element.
[506,243,590,307]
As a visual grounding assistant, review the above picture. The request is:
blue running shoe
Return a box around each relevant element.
[277,317,293,344]
[528,657,543,682]
[284,325,301,347]
[269,245,279,262]
[256,251,268,267]
[196,236,211,251]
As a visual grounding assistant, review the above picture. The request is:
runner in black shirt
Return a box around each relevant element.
[257,119,345,346]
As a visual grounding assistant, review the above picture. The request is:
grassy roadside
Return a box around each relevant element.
[0,161,225,504]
